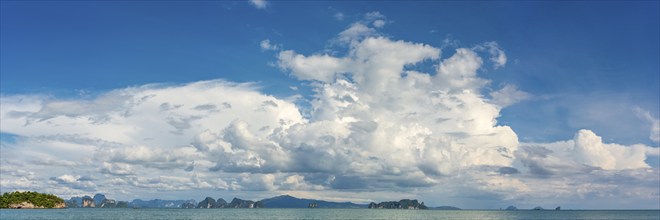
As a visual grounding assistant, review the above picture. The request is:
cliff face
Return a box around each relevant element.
[65,194,131,208]
[82,197,96,208]
[9,202,37,209]
[227,198,263,208]
[191,197,262,208]
[196,197,216,208]
[8,201,65,209]
[99,199,116,208]
[55,202,66,208]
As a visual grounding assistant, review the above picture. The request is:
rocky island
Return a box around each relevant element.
[65,193,129,208]
[368,199,428,209]
[0,191,66,209]
[190,197,263,208]
[2,192,455,210]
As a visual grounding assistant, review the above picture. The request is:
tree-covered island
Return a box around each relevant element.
[0,191,66,209]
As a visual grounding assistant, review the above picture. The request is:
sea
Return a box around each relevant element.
[1,209,659,220]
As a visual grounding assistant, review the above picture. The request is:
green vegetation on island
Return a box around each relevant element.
[0,191,65,209]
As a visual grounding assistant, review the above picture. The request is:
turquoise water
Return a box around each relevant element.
[1,209,658,220]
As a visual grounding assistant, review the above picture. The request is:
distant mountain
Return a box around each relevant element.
[196,197,216,209]
[260,195,366,208]
[130,199,196,208]
[181,201,195,209]
[432,206,461,210]
[116,201,129,208]
[93,194,106,206]
[63,194,458,210]
[227,198,263,208]
[196,197,228,208]
[216,198,228,208]
[66,197,83,208]
[505,205,518,210]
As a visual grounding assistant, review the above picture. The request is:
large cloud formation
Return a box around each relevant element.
[1,12,658,209]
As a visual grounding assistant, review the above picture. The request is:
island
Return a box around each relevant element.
[368,199,428,209]
[192,197,263,208]
[0,191,66,209]
[2,192,459,210]
[505,205,518,210]
[65,193,130,208]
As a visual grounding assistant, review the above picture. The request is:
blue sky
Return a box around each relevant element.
[2,1,658,144]
[1,1,659,209]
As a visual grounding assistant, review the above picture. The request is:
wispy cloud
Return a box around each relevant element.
[635,107,660,143]
[334,12,344,21]
[474,41,507,69]
[248,0,267,10]
[490,84,530,108]
[260,39,279,51]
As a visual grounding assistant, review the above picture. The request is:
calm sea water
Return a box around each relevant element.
[1,209,658,220]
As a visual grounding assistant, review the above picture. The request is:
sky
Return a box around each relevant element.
[0,0,658,209]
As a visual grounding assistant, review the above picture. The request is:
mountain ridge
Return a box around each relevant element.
[64,193,455,209]
[260,194,366,208]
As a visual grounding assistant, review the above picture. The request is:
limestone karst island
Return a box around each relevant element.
[0,191,449,210]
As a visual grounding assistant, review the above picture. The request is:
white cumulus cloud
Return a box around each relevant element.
[572,129,650,170]
[0,12,657,208]
[277,51,349,82]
